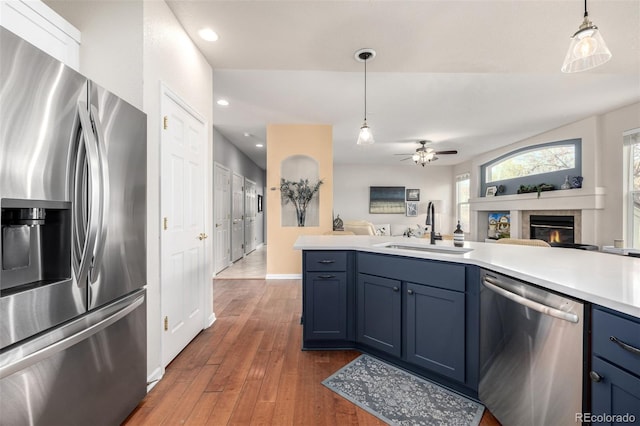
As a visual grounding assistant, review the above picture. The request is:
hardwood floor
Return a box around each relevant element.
[124,279,500,425]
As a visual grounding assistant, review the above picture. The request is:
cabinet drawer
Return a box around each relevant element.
[305,251,347,271]
[358,252,465,291]
[593,308,640,376]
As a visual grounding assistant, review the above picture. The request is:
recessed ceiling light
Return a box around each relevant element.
[198,28,219,42]
[256,144,263,148]
[244,132,251,137]
[216,99,229,106]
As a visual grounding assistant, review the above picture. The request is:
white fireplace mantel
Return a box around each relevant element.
[468,187,606,244]
[469,187,605,212]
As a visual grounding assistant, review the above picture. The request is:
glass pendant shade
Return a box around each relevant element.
[357,120,374,145]
[561,20,612,73]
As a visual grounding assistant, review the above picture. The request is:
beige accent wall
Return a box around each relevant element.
[266,124,333,276]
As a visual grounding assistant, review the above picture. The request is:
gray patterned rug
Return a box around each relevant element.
[322,355,484,426]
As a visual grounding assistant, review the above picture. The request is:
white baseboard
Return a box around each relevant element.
[265,273,302,280]
[146,366,163,392]
[206,313,216,328]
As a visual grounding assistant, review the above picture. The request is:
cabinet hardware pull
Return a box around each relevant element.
[610,336,640,355]
[318,274,335,279]
[318,260,335,264]
[589,371,603,382]
[407,289,414,295]
[393,286,399,292]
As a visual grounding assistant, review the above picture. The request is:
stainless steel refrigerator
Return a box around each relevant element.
[0,27,147,425]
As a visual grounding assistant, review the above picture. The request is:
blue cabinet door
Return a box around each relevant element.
[405,282,465,382]
[591,357,640,425]
[304,272,348,340]
[357,273,402,357]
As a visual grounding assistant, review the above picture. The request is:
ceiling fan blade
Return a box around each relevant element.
[400,157,412,161]
[394,153,414,156]
[434,150,458,155]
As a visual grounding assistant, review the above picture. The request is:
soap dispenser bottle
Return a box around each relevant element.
[453,221,464,247]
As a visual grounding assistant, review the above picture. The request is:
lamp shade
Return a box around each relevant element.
[357,121,374,145]
[561,25,612,73]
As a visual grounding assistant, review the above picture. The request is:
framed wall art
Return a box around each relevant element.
[406,188,420,201]
[406,202,418,217]
[369,186,405,214]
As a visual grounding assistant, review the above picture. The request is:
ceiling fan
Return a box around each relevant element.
[395,140,458,166]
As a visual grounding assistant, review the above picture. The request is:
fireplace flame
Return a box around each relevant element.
[550,230,561,243]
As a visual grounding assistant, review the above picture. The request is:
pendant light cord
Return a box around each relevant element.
[363,57,367,121]
[584,0,588,18]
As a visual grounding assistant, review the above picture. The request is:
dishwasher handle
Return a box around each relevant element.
[483,275,579,324]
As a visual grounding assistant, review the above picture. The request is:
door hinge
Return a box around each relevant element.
[163,217,168,230]
[163,115,168,130]
[164,316,168,331]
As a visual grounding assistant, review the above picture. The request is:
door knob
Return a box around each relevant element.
[198,233,208,240]
[215,223,221,228]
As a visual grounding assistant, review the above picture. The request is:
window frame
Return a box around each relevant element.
[455,173,470,232]
[624,129,640,249]
[480,139,582,197]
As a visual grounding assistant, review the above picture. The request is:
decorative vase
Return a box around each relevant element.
[297,209,306,227]
[333,214,343,231]
[561,176,571,190]
[570,176,583,188]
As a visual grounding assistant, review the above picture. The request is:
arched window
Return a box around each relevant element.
[481,139,581,196]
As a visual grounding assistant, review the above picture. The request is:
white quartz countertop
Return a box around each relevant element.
[294,235,640,318]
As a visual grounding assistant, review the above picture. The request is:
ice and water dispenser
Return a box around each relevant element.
[0,199,71,295]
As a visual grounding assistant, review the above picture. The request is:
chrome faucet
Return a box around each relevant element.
[426,201,435,244]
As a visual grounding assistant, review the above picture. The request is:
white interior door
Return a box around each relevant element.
[160,89,206,367]
[244,178,256,254]
[214,163,230,273]
[231,172,244,262]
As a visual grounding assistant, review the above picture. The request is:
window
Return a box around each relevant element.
[625,130,640,249]
[456,173,470,232]
[486,145,575,182]
[480,139,581,196]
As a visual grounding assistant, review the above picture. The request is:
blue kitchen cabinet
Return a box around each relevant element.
[405,282,465,382]
[591,307,640,425]
[356,252,476,388]
[356,273,402,357]
[302,251,354,347]
[302,249,479,397]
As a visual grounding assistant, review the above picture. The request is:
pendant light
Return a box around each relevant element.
[561,0,612,73]
[355,48,376,145]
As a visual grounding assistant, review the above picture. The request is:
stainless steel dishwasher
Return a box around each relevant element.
[479,269,585,426]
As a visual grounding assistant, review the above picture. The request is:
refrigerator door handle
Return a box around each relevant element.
[88,104,110,284]
[74,101,102,288]
[0,293,144,380]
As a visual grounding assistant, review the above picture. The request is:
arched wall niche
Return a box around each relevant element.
[280,155,320,227]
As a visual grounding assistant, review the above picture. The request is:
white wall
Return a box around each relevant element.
[44,0,143,109]
[143,0,214,380]
[334,163,455,236]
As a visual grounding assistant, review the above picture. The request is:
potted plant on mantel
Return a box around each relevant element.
[280,178,324,227]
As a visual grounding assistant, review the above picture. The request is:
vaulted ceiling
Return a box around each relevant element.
[166,0,640,169]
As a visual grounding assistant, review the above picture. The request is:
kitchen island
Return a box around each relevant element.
[294,235,640,423]
[294,235,640,317]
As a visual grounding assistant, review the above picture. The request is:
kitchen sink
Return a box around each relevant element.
[374,242,473,254]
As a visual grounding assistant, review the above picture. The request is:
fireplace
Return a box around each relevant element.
[530,215,575,244]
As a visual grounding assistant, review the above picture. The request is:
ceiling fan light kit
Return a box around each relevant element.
[561,0,612,73]
[397,140,458,166]
[355,48,376,145]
